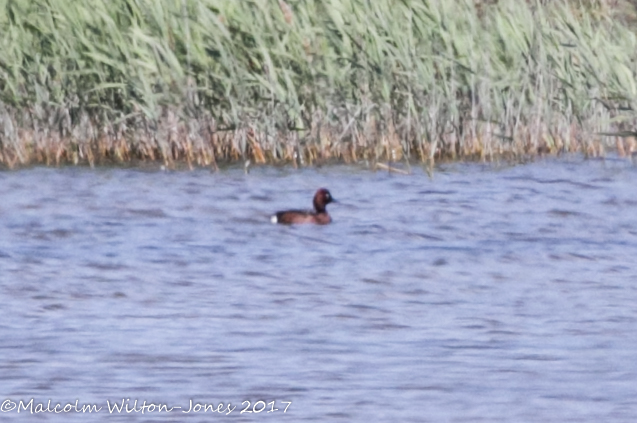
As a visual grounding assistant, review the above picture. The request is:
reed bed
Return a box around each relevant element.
[1,0,637,168]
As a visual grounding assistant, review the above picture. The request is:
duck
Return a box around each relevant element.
[271,188,336,225]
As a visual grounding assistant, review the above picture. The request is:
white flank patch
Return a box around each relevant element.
[270,215,278,224]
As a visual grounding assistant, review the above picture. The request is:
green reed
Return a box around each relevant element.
[0,0,636,168]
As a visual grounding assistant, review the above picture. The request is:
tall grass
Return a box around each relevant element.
[0,0,636,168]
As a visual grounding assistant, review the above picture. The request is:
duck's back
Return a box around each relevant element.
[272,210,331,225]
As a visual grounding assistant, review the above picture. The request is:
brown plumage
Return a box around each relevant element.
[271,188,336,225]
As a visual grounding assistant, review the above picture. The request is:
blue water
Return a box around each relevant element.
[1,157,637,422]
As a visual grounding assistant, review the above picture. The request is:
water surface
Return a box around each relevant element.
[1,158,637,422]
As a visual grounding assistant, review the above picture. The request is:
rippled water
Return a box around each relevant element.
[1,157,637,422]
